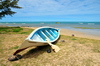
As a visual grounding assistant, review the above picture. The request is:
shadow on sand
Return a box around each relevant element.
[22,38,60,59]
[22,45,51,59]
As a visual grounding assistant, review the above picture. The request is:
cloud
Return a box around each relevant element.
[13,0,100,17]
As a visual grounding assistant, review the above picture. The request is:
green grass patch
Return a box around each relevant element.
[12,63,20,66]
[0,27,23,34]
[18,29,33,34]
[13,28,23,32]
[0,49,4,52]
[79,41,86,44]
[10,46,19,50]
[93,48,100,53]
[0,27,33,34]
[20,32,28,34]
[74,27,100,29]
[71,38,77,40]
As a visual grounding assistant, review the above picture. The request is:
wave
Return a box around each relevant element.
[88,23,95,25]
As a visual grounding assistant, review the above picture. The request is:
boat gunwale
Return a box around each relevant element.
[25,26,60,43]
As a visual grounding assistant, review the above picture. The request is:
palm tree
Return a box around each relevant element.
[0,0,22,19]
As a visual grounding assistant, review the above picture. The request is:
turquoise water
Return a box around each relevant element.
[0,22,100,36]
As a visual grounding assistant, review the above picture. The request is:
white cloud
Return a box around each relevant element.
[14,0,100,16]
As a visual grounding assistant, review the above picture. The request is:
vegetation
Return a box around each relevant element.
[74,27,100,29]
[0,27,23,34]
[0,27,100,66]
[0,0,22,19]
[0,27,33,34]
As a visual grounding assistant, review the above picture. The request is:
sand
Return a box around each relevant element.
[61,29,100,40]
[22,27,100,40]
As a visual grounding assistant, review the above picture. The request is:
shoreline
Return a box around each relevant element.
[60,28,100,40]
[22,27,100,40]
[0,26,100,40]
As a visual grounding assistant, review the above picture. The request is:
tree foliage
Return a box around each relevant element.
[0,0,22,19]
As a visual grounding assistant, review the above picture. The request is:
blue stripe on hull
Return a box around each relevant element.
[30,28,59,42]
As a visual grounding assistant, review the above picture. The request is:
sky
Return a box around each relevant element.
[0,0,100,22]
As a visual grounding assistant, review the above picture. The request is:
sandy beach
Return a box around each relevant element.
[22,27,100,40]
[60,29,100,40]
[0,26,100,66]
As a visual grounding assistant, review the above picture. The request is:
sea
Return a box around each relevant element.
[0,22,100,36]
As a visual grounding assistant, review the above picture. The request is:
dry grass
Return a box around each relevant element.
[0,28,100,66]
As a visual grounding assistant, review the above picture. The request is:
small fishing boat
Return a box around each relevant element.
[8,26,60,61]
[26,26,60,43]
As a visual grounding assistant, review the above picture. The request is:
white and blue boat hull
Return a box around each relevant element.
[26,27,60,43]
[17,26,60,50]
